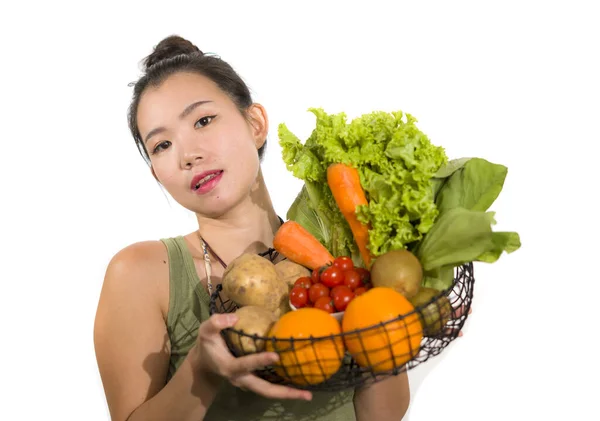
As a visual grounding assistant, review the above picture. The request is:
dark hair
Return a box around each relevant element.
[127,35,265,165]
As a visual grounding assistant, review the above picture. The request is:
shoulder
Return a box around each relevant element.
[108,240,169,270]
[102,240,170,316]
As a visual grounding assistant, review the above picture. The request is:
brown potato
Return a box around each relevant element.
[229,306,278,353]
[273,297,292,319]
[222,253,289,312]
[275,260,311,288]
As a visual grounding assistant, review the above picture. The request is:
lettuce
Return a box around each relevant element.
[280,108,447,266]
[280,108,521,285]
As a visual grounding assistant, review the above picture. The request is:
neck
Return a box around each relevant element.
[195,170,282,263]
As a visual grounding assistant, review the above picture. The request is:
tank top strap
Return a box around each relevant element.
[161,236,211,315]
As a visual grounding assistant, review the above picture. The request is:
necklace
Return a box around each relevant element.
[197,218,284,295]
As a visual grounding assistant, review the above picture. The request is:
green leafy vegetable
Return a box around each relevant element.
[414,157,521,289]
[422,265,455,291]
[476,232,521,263]
[279,108,448,265]
[280,107,520,288]
[436,158,508,212]
[415,207,497,271]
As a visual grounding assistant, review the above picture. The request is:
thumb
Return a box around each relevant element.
[199,313,238,337]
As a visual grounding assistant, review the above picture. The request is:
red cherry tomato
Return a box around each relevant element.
[330,285,347,298]
[320,266,345,288]
[331,285,354,312]
[314,296,335,313]
[289,286,308,308]
[311,267,321,284]
[333,256,354,272]
[308,283,330,304]
[355,267,371,284]
[343,269,362,290]
[354,286,368,296]
[294,276,312,289]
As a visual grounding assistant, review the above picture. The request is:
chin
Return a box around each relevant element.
[189,194,240,219]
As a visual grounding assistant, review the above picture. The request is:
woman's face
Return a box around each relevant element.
[136,72,268,218]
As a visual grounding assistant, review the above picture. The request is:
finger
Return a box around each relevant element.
[443,325,461,337]
[235,373,312,401]
[225,351,280,378]
[198,313,238,338]
[452,304,471,319]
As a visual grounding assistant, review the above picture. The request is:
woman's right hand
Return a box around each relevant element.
[192,313,313,401]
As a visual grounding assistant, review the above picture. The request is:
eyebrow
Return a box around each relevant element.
[143,100,213,144]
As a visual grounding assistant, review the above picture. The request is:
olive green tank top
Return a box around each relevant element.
[160,236,356,421]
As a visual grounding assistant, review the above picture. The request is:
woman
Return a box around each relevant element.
[94,35,411,421]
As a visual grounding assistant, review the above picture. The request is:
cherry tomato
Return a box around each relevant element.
[354,286,368,296]
[355,267,371,284]
[330,285,347,298]
[311,267,321,284]
[343,269,362,290]
[308,283,330,304]
[333,256,354,272]
[331,285,354,312]
[320,266,345,288]
[294,276,312,289]
[314,296,335,313]
[289,286,308,308]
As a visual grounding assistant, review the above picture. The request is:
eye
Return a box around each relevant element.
[151,140,171,154]
[195,115,216,128]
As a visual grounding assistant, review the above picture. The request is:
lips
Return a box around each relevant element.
[191,170,224,191]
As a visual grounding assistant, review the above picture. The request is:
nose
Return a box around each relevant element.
[181,146,204,169]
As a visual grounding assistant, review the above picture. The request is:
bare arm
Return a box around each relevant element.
[353,372,410,421]
[94,241,218,421]
[94,242,310,421]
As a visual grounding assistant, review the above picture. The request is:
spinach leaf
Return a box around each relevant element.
[436,158,508,212]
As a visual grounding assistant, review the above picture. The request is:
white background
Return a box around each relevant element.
[1,1,598,420]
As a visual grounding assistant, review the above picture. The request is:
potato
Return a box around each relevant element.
[229,306,278,353]
[222,253,289,311]
[273,297,292,318]
[275,260,311,288]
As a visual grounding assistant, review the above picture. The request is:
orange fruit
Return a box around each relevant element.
[265,308,345,385]
[342,287,423,372]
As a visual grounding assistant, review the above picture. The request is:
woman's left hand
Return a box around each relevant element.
[445,304,473,337]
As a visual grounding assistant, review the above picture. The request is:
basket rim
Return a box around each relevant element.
[210,262,473,342]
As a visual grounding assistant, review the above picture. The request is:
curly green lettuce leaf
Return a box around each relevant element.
[280,108,447,263]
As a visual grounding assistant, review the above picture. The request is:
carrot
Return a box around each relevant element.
[327,163,373,268]
[273,221,335,270]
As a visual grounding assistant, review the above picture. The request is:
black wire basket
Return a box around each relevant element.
[209,262,475,392]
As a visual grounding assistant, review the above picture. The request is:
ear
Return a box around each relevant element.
[246,103,269,150]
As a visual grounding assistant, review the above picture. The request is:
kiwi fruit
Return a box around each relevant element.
[409,287,452,337]
[370,249,423,299]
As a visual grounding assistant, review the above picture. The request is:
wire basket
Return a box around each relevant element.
[209,262,475,391]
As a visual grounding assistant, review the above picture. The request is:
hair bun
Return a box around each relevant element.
[143,35,203,70]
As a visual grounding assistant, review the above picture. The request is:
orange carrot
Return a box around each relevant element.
[327,163,372,268]
[273,221,335,270]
